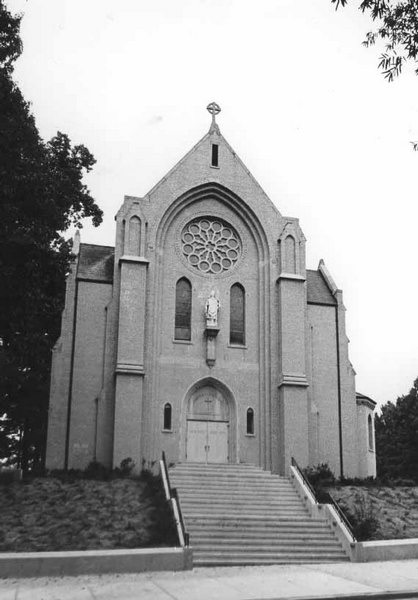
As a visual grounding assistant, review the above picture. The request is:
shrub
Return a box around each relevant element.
[338,491,380,541]
[304,463,335,488]
[118,457,135,477]
[84,461,113,480]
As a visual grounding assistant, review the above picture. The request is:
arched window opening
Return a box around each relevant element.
[285,235,296,274]
[246,408,254,435]
[163,403,172,431]
[128,216,141,256]
[368,414,374,451]
[230,283,245,345]
[175,278,192,341]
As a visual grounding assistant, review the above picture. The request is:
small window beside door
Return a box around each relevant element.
[163,403,172,432]
[246,407,255,436]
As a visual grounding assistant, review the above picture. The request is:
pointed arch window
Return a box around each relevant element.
[163,403,172,431]
[128,216,141,256]
[175,278,192,341]
[285,235,296,274]
[230,283,245,345]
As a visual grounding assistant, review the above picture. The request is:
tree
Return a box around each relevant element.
[0,1,103,469]
[332,1,418,81]
[375,377,418,480]
[332,1,418,148]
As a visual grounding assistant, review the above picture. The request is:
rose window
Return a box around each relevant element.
[181,218,241,274]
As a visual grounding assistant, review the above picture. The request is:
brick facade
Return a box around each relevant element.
[45,121,376,478]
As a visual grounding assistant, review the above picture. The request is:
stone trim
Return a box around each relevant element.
[115,364,145,376]
[278,374,309,388]
[0,547,193,578]
[119,255,149,265]
[278,273,306,282]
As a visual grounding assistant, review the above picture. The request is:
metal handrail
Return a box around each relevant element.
[160,452,189,547]
[291,457,356,541]
[291,457,319,503]
[323,491,357,541]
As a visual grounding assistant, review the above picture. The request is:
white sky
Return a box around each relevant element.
[8,0,418,409]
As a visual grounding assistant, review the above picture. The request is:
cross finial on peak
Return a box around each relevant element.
[207,102,221,134]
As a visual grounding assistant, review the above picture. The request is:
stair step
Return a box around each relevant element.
[172,481,294,488]
[169,463,347,566]
[194,541,342,550]
[189,521,334,537]
[180,498,302,505]
[194,556,349,566]
[185,513,310,521]
[194,551,348,559]
[172,475,292,481]
[191,532,337,541]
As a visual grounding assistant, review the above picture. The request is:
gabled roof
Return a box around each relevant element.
[306,270,337,306]
[77,243,114,282]
[144,125,279,216]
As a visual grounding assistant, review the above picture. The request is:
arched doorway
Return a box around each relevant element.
[184,381,236,463]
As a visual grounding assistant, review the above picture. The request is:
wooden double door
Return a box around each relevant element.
[186,419,228,463]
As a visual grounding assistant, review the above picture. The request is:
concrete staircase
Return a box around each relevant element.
[169,462,348,566]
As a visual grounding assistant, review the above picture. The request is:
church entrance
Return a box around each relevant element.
[185,384,230,463]
[186,420,228,462]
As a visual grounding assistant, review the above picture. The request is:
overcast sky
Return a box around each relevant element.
[8,0,418,408]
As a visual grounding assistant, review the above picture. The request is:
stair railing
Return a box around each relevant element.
[290,457,318,503]
[321,490,357,541]
[291,456,356,542]
[160,452,190,547]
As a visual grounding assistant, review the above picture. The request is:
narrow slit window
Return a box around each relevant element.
[246,408,254,435]
[230,283,245,345]
[368,414,374,451]
[163,403,172,431]
[175,278,192,340]
[211,144,219,167]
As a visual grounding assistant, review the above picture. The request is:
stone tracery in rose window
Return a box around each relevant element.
[181,218,241,274]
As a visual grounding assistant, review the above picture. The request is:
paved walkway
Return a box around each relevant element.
[3,560,418,600]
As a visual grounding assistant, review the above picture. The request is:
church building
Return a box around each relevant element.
[46,104,376,479]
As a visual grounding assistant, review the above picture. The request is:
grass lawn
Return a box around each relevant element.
[0,474,178,552]
[329,485,418,541]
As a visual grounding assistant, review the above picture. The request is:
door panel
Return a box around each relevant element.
[186,421,207,462]
[186,420,228,463]
[208,422,228,463]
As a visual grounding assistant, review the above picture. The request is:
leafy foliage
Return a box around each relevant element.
[332,1,418,81]
[375,377,418,480]
[304,463,336,487]
[0,1,102,469]
[333,489,380,540]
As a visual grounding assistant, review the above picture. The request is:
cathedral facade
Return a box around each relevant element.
[46,106,376,478]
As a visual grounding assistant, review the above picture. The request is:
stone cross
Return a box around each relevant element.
[206,102,221,126]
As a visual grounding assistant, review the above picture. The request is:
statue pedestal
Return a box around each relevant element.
[205,325,219,367]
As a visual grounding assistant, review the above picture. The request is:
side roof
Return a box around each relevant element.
[306,269,337,306]
[356,392,377,409]
[77,243,115,282]
[76,244,338,306]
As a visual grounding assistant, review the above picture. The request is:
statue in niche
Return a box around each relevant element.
[205,291,220,326]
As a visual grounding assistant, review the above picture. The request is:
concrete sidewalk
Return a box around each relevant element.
[3,560,418,600]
